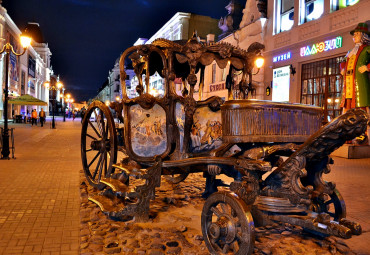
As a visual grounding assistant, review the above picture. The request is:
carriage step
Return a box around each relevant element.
[101,178,129,194]
[113,163,147,179]
[88,194,125,214]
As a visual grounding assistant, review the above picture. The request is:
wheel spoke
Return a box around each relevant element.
[211,206,223,218]
[100,112,106,138]
[88,151,101,168]
[95,109,103,134]
[324,199,333,206]
[232,240,239,252]
[98,154,104,182]
[86,133,98,140]
[99,111,105,137]
[222,243,229,254]
[85,148,93,152]
[88,120,101,138]
[236,232,243,241]
[210,239,222,251]
[220,203,228,214]
[105,120,109,136]
[93,153,103,179]
[104,152,108,176]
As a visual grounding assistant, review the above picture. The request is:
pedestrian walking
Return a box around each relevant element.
[80,107,86,123]
[31,109,37,126]
[39,108,46,127]
[72,110,76,121]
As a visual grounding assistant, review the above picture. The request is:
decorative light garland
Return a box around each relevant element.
[300,36,342,57]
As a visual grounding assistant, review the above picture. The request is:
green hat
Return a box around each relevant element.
[350,22,370,35]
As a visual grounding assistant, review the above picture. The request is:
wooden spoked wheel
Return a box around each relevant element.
[310,188,346,221]
[201,192,255,255]
[81,101,117,190]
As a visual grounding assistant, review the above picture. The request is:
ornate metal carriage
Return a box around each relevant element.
[81,34,368,254]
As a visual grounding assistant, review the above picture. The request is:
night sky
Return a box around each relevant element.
[2,0,231,102]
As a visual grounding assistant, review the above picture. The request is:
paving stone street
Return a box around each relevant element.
[0,118,369,254]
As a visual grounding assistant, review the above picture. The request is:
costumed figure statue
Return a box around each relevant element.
[340,22,370,145]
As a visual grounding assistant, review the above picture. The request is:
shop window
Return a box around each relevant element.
[275,0,294,33]
[331,0,360,11]
[301,56,344,121]
[301,0,324,23]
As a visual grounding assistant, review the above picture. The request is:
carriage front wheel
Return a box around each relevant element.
[81,101,117,189]
[201,191,255,255]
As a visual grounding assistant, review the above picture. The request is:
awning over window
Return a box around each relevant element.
[8,94,48,106]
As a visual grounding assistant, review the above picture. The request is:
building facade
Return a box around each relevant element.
[199,0,369,122]
[0,4,62,120]
[264,0,369,121]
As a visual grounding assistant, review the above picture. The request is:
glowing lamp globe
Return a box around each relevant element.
[20,35,32,48]
[255,57,264,69]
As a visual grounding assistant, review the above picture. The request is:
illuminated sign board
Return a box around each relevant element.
[272,66,290,102]
[273,52,291,63]
[300,36,342,57]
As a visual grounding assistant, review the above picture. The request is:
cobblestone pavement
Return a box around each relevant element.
[1,117,370,255]
[0,117,81,255]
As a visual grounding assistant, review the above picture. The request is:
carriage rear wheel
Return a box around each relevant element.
[81,101,117,189]
[201,191,255,255]
[310,188,346,221]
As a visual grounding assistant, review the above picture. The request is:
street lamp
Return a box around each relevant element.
[1,33,32,159]
[44,77,63,129]
[59,94,65,122]
[64,94,72,120]
[60,92,71,122]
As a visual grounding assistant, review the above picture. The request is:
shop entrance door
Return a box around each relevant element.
[301,55,345,122]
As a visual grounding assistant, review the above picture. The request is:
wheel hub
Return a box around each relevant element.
[208,215,236,244]
[208,223,221,239]
[90,139,110,151]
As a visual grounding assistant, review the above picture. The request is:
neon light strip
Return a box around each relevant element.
[300,36,342,57]
[273,52,291,63]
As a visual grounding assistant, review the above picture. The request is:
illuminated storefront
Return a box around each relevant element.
[263,0,369,121]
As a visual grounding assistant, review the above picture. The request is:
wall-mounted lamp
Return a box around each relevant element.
[290,64,296,76]
[252,57,265,75]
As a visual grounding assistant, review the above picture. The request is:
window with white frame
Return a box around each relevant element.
[331,0,360,11]
[276,0,294,33]
[301,0,324,23]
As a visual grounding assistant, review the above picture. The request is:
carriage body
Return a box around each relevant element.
[81,35,367,254]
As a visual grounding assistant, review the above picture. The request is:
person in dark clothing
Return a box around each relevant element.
[39,108,46,127]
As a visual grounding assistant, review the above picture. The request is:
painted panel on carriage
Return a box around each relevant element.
[191,107,222,153]
[175,102,185,152]
[130,104,167,157]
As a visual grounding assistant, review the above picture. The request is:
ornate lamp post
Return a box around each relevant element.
[59,94,65,122]
[69,98,74,118]
[64,93,72,121]
[44,77,63,129]
[1,34,32,159]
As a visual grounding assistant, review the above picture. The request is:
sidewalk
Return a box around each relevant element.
[0,117,81,255]
[326,156,370,254]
